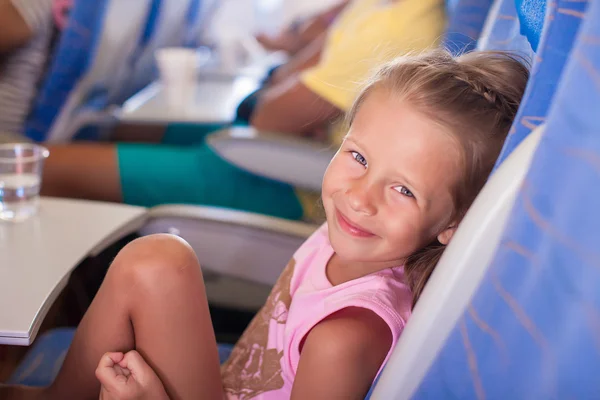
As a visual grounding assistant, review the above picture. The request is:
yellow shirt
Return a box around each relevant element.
[298,0,446,222]
[302,0,445,123]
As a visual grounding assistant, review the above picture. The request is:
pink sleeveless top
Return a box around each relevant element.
[221,224,412,399]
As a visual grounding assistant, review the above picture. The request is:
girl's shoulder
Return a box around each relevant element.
[288,224,332,294]
[292,223,330,260]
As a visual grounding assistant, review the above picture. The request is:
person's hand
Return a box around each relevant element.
[255,17,309,54]
[255,30,299,54]
[96,351,169,400]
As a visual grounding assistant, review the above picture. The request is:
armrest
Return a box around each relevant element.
[206,126,336,191]
[140,204,318,310]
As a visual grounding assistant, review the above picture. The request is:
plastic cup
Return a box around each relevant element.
[0,143,49,222]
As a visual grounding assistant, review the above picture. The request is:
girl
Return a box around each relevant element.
[2,48,528,399]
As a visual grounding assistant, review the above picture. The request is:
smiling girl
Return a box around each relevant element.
[3,49,528,400]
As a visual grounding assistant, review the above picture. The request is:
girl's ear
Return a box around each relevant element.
[437,223,458,245]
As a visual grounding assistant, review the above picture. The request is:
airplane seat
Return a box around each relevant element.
[476,0,535,56]
[183,0,203,47]
[515,0,546,52]
[138,205,317,310]
[371,0,598,397]
[443,0,495,54]
[111,0,195,105]
[369,119,545,400]
[494,0,587,166]
[24,0,160,143]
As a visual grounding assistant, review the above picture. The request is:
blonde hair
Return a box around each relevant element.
[348,49,530,307]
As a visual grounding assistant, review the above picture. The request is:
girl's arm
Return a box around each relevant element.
[291,307,393,399]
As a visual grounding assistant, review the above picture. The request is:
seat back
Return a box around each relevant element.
[371,0,598,396]
[407,0,600,396]
[25,0,157,143]
[113,0,195,104]
[139,205,315,310]
[494,0,588,166]
[477,0,534,57]
[515,0,546,51]
[369,0,590,397]
[443,0,495,54]
[183,0,204,47]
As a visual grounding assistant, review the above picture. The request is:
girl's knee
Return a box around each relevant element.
[108,234,201,290]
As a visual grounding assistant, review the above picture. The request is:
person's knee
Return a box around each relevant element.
[108,234,201,292]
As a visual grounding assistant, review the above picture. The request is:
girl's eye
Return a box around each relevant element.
[394,185,415,198]
[351,151,367,167]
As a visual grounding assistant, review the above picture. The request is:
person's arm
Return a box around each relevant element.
[269,33,327,85]
[313,0,351,27]
[291,307,393,399]
[0,0,33,54]
[250,75,341,137]
[293,0,350,46]
[256,0,349,55]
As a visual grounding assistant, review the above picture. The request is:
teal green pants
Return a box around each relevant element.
[116,123,303,220]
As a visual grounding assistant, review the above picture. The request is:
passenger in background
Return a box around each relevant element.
[0,0,58,137]
[234,0,351,124]
[250,0,447,221]
[252,0,446,131]
[255,0,350,56]
[40,0,446,222]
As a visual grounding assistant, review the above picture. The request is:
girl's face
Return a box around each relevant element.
[322,89,463,267]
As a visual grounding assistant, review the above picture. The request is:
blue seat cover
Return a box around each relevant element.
[412,0,600,397]
[25,0,161,142]
[515,0,546,51]
[444,0,495,54]
[24,0,110,142]
[495,0,588,166]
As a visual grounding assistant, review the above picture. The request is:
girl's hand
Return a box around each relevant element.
[96,351,169,400]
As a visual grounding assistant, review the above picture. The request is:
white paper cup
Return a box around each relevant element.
[218,35,241,74]
[155,48,198,109]
[163,83,196,111]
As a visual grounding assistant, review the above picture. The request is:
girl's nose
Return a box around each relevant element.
[345,179,377,216]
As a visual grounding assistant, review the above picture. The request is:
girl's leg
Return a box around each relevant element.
[5,234,223,400]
